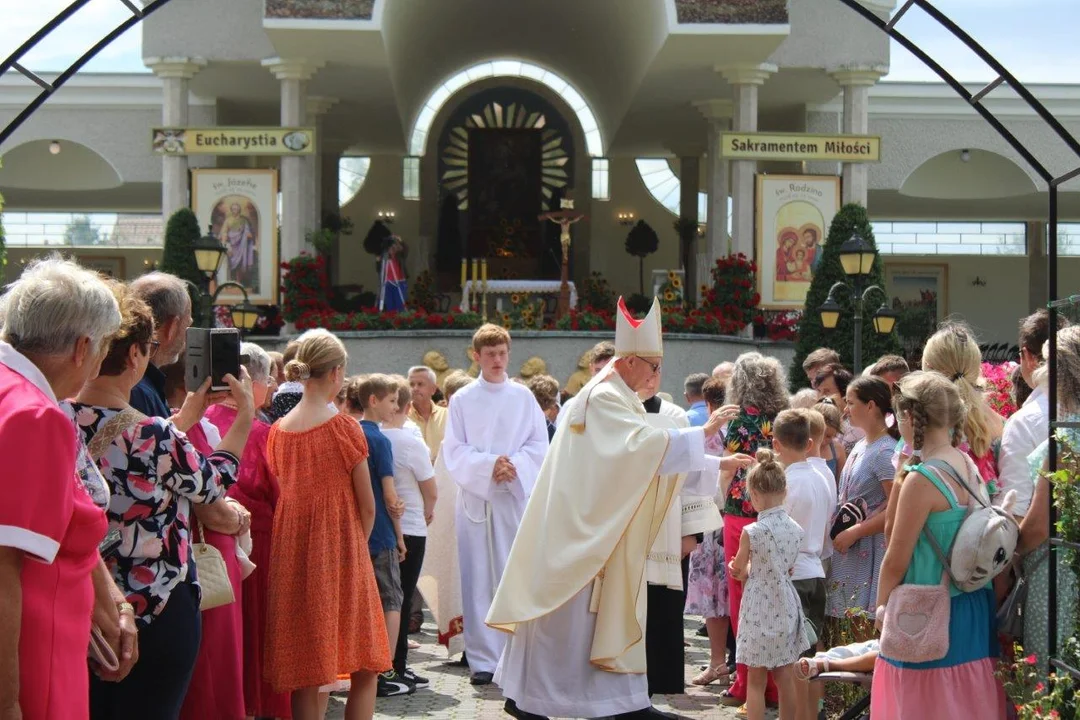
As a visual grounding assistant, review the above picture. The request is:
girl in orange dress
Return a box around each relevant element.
[264,329,390,720]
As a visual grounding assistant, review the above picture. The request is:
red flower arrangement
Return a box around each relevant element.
[755,310,802,342]
[982,361,1020,419]
[700,253,760,334]
[281,253,332,322]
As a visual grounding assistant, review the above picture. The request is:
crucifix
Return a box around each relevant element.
[539,197,585,320]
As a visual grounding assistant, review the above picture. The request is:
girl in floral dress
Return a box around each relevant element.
[686,376,734,685]
[729,448,810,720]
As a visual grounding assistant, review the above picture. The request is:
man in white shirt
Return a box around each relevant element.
[773,409,835,720]
[998,309,1069,517]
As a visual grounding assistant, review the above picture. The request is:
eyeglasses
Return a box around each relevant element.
[636,356,661,374]
[148,340,161,351]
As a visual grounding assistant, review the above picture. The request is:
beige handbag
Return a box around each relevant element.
[191,519,235,610]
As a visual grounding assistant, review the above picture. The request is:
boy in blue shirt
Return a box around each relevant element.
[349,374,412,697]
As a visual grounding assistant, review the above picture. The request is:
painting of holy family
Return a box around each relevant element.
[755,174,841,309]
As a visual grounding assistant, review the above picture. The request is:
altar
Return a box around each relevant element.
[461,279,578,312]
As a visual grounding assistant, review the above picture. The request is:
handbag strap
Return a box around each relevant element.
[88,408,148,461]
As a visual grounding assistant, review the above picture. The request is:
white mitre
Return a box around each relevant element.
[566,296,664,432]
[614,295,663,358]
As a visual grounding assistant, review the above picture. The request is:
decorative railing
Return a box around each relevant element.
[674,0,788,24]
[265,0,374,20]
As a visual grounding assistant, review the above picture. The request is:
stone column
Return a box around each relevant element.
[720,64,776,261]
[677,154,701,303]
[263,58,323,264]
[306,96,338,232]
[694,99,734,293]
[146,57,206,221]
[829,66,887,206]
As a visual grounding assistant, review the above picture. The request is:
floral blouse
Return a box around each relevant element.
[64,402,239,627]
[722,406,775,518]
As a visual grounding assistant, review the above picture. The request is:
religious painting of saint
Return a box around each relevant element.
[755,175,840,309]
[212,197,260,291]
[191,169,279,305]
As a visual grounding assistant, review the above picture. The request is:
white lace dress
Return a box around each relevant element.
[735,506,811,669]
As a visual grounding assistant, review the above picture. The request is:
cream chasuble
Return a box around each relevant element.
[442,374,549,674]
[487,374,707,674]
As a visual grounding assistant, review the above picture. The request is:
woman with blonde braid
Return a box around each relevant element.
[921,323,1005,489]
[872,371,1002,719]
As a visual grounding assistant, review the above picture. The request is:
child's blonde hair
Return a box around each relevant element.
[747,448,787,495]
[815,401,843,435]
[891,370,966,457]
[805,408,826,444]
[922,323,995,457]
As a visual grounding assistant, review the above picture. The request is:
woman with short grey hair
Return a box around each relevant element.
[0,257,129,719]
[204,341,290,717]
[717,351,791,706]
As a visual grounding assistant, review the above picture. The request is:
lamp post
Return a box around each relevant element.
[191,225,262,335]
[818,233,898,373]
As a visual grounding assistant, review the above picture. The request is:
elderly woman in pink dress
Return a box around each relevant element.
[0,257,123,719]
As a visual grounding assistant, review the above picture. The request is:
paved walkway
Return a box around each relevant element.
[327,618,777,719]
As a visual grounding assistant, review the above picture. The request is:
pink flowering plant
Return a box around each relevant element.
[982,361,1021,419]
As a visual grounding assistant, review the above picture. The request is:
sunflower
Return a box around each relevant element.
[501,313,512,325]
[664,290,675,302]
[672,278,682,289]
[510,293,521,305]
[667,270,677,281]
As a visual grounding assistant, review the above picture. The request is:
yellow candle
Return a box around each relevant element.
[461,258,467,289]
[481,258,488,283]
[472,258,479,283]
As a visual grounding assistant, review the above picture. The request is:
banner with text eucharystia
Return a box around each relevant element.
[721,132,881,163]
[152,127,316,155]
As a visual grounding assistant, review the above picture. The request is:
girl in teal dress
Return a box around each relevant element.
[871,371,1004,719]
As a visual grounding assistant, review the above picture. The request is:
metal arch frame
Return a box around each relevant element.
[0,0,178,148]
[3,3,1080,667]
[833,0,1080,682]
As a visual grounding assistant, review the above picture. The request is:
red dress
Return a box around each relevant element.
[0,356,107,720]
[205,405,291,717]
[179,420,246,720]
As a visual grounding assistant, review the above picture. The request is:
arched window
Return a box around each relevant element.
[635,158,724,227]
[409,60,603,158]
[338,156,371,207]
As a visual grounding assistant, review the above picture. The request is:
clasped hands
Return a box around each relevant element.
[492,456,517,484]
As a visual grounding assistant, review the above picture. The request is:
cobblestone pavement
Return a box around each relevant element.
[327,618,778,719]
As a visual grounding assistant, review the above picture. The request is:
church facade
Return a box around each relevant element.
[1,0,1078,345]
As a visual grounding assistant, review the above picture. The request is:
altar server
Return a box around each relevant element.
[488,297,742,720]
[441,323,548,686]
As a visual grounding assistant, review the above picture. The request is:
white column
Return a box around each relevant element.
[677,153,701,303]
[720,64,776,261]
[263,58,324,264]
[694,99,733,291]
[146,57,206,221]
[306,96,338,232]
[829,66,887,207]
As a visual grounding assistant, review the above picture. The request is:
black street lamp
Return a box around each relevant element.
[190,226,261,335]
[818,233,896,373]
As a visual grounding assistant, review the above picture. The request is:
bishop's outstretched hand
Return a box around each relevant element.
[703,404,741,438]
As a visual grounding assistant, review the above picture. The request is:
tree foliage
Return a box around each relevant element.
[625,220,660,295]
[160,208,206,321]
[63,215,101,246]
[791,203,902,389]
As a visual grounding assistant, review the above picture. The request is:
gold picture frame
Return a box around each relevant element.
[755,174,841,310]
[190,168,279,305]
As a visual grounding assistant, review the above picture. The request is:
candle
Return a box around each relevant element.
[472,258,479,284]
[461,258,467,289]
[481,258,488,283]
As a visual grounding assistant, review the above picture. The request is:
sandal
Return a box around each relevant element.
[794,656,829,681]
[691,665,730,686]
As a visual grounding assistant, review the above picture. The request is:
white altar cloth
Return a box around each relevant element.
[461,280,578,312]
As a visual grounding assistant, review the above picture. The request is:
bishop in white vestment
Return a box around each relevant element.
[488,298,732,719]
[442,325,549,682]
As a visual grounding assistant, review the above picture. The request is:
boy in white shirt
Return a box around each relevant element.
[772,409,836,720]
